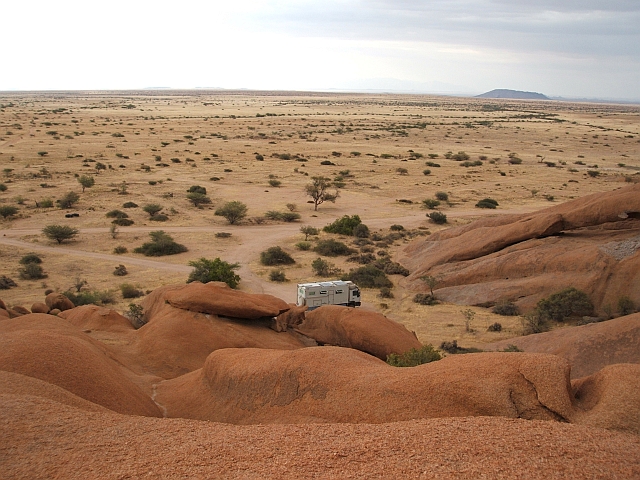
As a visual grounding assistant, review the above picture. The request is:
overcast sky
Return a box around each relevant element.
[2,0,639,100]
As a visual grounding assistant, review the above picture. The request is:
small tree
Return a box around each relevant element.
[311,257,341,277]
[187,192,212,207]
[461,309,475,332]
[57,191,80,209]
[0,205,19,219]
[42,225,79,244]
[187,257,240,288]
[143,204,163,217]
[215,201,248,225]
[420,275,439,297]
[305,176,339,211]
[300,225,319,240]
[77,175,95,193]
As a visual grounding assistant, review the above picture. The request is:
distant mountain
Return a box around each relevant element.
[476,89,549,100]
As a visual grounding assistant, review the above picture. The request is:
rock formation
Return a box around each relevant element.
[400,184,640,312]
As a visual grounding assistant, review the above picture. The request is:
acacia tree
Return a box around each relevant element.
[215,201,248,225]
[77,175,95,193]
[305,176,339,211]
[42,225,79,244]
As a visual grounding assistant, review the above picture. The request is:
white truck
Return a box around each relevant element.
[296,280,361,310]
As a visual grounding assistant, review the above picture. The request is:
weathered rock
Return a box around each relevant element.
[30,302,49,314]
[0,298,6,310]
[295,305,422,360]
[150,282,290,320]
[49,309,61,316]
[10,305,31,316]
[0,308,10,319]
[400,184,640,312]
[272,304,307,332]
[486,314,640,378]
[45,292,75,312]
[59,305,133,333]
[136,297,305,379]
[0,314,161,417]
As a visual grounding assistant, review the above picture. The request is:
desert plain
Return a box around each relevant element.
[0,91,639,478]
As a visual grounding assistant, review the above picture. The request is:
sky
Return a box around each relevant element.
[1,0,639,100]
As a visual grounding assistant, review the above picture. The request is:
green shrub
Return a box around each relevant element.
[0,183,7,192]
[280,212,301,222]
[42,225,79,244]
[413,293,438,305]
[19,263,47,280]
[187,185,207,195]
[150,213,169,222]
[343,264,392,288]
[112,218,134,226]
[295,241,312,251]
[587,170,600,177]
[57,191,80,209]
[536,287,593,321]
[187,192,212,207]
[122,201,138,208]
[38,198,54,208]
[377,260,409,276]
[134,231,188,257]
[390,224,404,231]
[260,246,295,266]
[435,191,449,201]
[19,253,42,265]
[439,340,483,354]
[300,225,320,240]
[476,198,498,209]
[113,246,128,254]
[268,179,282,187]
[492,302,520,316]
[314,239,354,257]
[215,232,232,238]
[386,345,441,367]
[63,289,116,306]
[0,205,19,218]
[120,283,144,299]
[487,322,502,332]
[323,215,363,236]
[451,151,469,161]
[215,201,248,224]
[618,296,636,316]
[187,257,240,288]
[0,275,17,289]
[353,223,370,238]
[106,209,129,219]
[269,270,287,282]
[422,199,440,209]
[378,287,394,299]
[311,258,342,277]
[427,211,447,224]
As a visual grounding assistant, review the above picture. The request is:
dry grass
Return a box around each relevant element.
[1,91,638,348]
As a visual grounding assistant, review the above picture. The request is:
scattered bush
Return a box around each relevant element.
[106,209,129,219]
[120,283,144,298]
[423,169,431,175]
[0,275,17,289]
[435,191,449,201]
[19,263,47,280]
[343,264,392,288]
[587,170,600,177]
[187,192,212,207]
[113,246,128,254]
[57,191,80,209]
[122,201,138,208]
[451,151,469,161]
[386,345,441,367]
[133,231,188,257]
[492,302,520,316]
[439,340,482,354]
[268,179,282,187]
[378,287,394,299]
[269,269,287,282]
[126,304,146,329]
[0,205,19,218]
[353,223,370,238]
[19,253,42,265]
[314,239,354,257]
[0,183,7,192]
[413,293,438,305]
[187,257,240,288]
[487,322,502,332]
[476,198,498,209]
[502,344,523,352]
[63,289,116,307]
[187,185,207,195]
[427,211,447,224]
[422,199,440,209]
[390,224,404,231]
[295,241,312,251]
[618,296,636,316]
[112,218,134,226]
[260,246,295,266]
[311,258,342,277]
[323,215,363,236]
[536,287,593,322]
[215,201,248,224]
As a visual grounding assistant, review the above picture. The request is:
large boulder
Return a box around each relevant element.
[147,282,290,320]
[45,292,75,312]
[0,314,161,417]
[135,297,305,379]
[486,314,640,378]
[30,302,49,314]
[156,347,639,434]
[400,184,640,312]
[295,305,422,360]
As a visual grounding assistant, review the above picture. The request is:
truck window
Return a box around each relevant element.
[335,289,343,294]
[320,290,327,294]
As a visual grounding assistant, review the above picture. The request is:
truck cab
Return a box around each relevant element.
[296,280,361,310]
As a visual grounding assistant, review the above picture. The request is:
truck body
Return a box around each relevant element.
[296,280,361,310]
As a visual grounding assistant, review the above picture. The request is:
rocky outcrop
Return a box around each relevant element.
[295,305,422,360]
[400,184,640,312]
[486,314,640,378]
[45,292,75,312]
[152,282,290,320]
[0,315,161,417]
